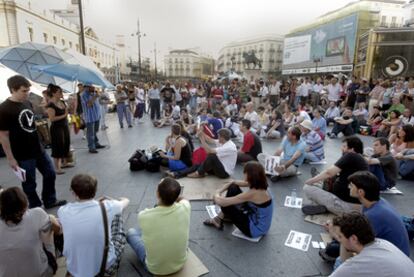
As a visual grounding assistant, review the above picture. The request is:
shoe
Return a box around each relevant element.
[302,204,328,215]
[61,162,75,168]
[203,217,224,230]
[89,149,98,154]
[120,125,124,128]
[270,175,281,182]
[329,133,337,139]
[55,170,65,175]
[310,167,319,178]
[319,248,337,263]
[128,125,133,128]
[96,144,105,149]
[44,199,67,209]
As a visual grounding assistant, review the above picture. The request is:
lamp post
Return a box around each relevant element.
[151,42,161,80]
[131,18,146,79]
[77,0,86,55]
[313,56,322,74]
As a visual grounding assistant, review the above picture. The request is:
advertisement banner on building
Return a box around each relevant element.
[283,35,311,65]
[282,13,358,73]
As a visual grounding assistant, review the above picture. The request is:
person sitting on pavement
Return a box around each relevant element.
[206,111,224,139]
[237,119,262,163]
[365,138,398,191]
[324,101,341,126]
[394,125,414,180]
[401,108,414,126]
[348,171,410,256]
[328,213,414,277]
[244,102,260,131]
[352,102,369,127]
[127,177,190,276]
[312,108,327,140]
[154,104,173,128]
[377,109,402,138]
[261,109,285,139]
[302,136,368,215]
[187,128,237,179]
[299,120,325,163]
[258,126,306,182]
[203,161,273,238]
[0,187,61,277]
[327,107,357,139]
[159,124,193,173]
[366,105,383,136]
[58,174,130,277]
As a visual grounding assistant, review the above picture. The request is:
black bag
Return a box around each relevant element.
[128,149,148,171]
[145,150,162,172]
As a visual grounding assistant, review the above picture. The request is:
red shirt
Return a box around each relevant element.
[241,131,254,153]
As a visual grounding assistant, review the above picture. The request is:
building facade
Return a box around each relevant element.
[217,36,284,77]
[164,49,214,79]
[282,0,406,75]
[0,0,124,83]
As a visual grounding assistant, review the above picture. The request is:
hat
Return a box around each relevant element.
[361,77,368,82]
[300,119,313,130]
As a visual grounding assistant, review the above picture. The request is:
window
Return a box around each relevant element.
[69,41,72,48]
[61,39,65,46]
[53,36,57,44]
[380,15,387,26]
[43,33,48,43]
[76,44,80,51]
[28,27,33,42]
[391,16,397,27]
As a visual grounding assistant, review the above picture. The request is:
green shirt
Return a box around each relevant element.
[139,200,191,275]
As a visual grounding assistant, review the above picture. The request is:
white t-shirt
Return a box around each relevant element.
[269,83,280,95]
[330,239,414,277]
[135,88,145,104]
[244,111,260,130]
[299,110,311,121]
[259,86,269,97]
[172,105,181,119]
[327,83,341,102]
[58,200,123,277]
[215,140,237,175]
[313,83,323,93]
[298,83,312,97]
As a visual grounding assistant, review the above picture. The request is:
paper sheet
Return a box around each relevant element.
[13,166,26,182]
[154,249,209,277]
[264,156,280,176]
[284,230,312,252]
[232,228,262,242]
[320,233,333,245]
[284,196,303,208]
[205,205,221,219]
[304,213,336,226]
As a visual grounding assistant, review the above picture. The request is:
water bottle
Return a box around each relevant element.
[291,189,297,206]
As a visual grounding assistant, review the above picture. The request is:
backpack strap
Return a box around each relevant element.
[96,201,109,277]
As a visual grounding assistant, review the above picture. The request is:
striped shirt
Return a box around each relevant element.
[81,90,101,124]
[301,130,324,160]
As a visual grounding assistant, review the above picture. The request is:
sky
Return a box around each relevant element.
[36,0,357,65]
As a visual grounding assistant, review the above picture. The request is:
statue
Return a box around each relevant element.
[242,50,262,69]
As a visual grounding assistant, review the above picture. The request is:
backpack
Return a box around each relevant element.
[145,150,162,173]
[128,149,148,171]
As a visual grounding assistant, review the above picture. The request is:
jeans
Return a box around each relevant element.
[237,152,255,163]
[399,160,414,180]
[126,228,147,269]
[116,103,131,127]
[331,122,354,136]
[305,152,323,163]
[18,151,56,208]
[86,120,100,150]
[369,164,393,190]
[134,103,145,119]
[150,99,160,120]
[402,216,414,241]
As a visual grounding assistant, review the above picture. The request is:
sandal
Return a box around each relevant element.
[203,217,224,230]
[56,170,65,175]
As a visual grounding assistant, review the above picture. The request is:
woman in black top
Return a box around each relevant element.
[46,85,71,174]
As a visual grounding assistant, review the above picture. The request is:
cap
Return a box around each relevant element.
[300,119,313,130]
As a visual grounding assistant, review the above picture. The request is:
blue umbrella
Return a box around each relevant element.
[31,64,114,88]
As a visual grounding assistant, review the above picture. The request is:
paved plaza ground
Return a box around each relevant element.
[1,113,413,277]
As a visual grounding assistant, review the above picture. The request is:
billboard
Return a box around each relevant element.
[282,13,358,73]
[283,35,311,65]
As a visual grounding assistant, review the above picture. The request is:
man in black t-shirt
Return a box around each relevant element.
[366,138,398,190]
[0,75,66,209]
[302,136,368,215]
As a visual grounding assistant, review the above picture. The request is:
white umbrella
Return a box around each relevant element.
[0,63,45,103]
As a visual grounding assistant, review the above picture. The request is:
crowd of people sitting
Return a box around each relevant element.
[0,74,414,276]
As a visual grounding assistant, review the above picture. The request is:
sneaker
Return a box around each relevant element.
[96,144,105,149]
[310,167,319,178]
[89,149,98,154]
[301,204,328,215]
[270,175,281,183]
[329,133,337,139]
[44,199,67,209]
[128,125,133,128]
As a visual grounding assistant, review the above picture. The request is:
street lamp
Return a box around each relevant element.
[150,42,161,80]
[77,0,86,55]
[313,56,322,74]
[131,18,146,79]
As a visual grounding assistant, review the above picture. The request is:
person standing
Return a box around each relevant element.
[99,88,111,130]
[134,82,146,123]
[269,78,281,107]
[327,77,341,104]
[115,84,132,128]
[46,84,71,174]
[0,75,66,208]
[81,84,105,153]
[149,82,161,120]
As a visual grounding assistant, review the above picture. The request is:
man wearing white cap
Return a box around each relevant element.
[299,120,325,163]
